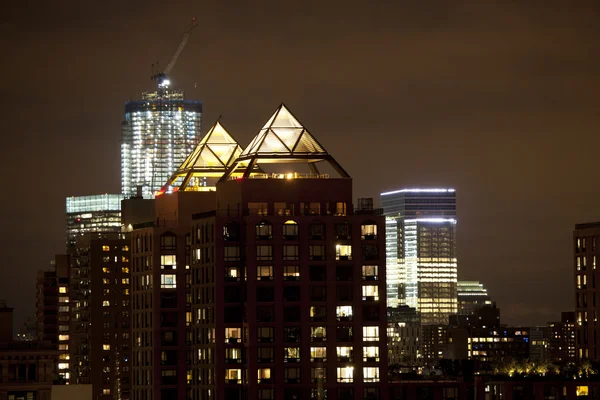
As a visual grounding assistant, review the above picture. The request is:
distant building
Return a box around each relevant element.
[573,222,600,361]
[36,256,71,382]
[381,188,458,324]
[387,306,421,369]
[548,311,576,363]
[68,234,131,400]
[66,194,124,247]
[529,326,550,361]
[421,325,448,366]
[120,89,202,199]
[0,303,57,400]
[457,281,492,315]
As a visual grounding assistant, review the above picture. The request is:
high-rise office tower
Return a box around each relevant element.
[120,87,202,199]
[66,194,124,247]
[573,222,600,361]
[381,188,457,325]
[457,281,492,315]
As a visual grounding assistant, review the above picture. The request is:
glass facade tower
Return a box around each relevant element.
[120,89,202,199]
[381,189,458,325]
[66,194,124,247]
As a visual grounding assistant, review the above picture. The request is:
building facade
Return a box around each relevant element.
[457,281,492,315]
[120,89,202,199]
[68,234,132,400]
[547,311,576,363]
[381,189,458,325]
[66,194,124,248]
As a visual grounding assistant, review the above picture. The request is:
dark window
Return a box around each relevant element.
[284,326,301,343]
[161,312,178,327]
[257,246,273,261]
[161,232,177,250]
[363,244,378,261]
[257,306,274,322]
[336,285,353,301]
[310,285,327,301]
[284,306,301,322]
[161,331,177,346]
[364,388,380,400]
[337,388,354,400]
[363,305,380,322]
[284,286,301,302]
[336,326,353,342]
[283,221,299,240]
[160,350,178,366]
[310,266,326,281]
[309,223,325,240]
[309,245,326,261]
[257,347,274,363]
[225,287,244,303]
[256,222,273,240]
[283,245,299,261]
[310,306,327,322]
[335,223,351,239]
[223,221,240,241]
[336,266,353,281]
[224,307,243,323]
[224,246,241,261]
[160,292,177,308]
[257,287,274,302]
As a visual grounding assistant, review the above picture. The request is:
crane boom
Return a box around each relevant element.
[164,18,198,75]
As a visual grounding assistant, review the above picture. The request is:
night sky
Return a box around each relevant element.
[2,1,599,330]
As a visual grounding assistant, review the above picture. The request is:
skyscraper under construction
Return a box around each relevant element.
[120,87,202,199]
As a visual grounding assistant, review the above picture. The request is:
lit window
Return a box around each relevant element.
[102,245,110,252]
[103,389,111,395]
[161,274,176,289]
[103,301,110,307]
[122,278,129,284]
[160,255,177,270]
[225,369,242,384]
[284,347,300,361]
[362,265,378,280]
[58,363,69,370]
[363,346,380,361]
[310,327,327,341]
[336,306,353,321]
[103,267,110,274]
[362,285,380,301]
[283,265,300,280]
[337,366,353,383]
[361,222,377,239]
[122,245,129,251]
[336,244,352,260]
[225,328,241,343]
[257,266,273,281]
[58,335,69,341]
[363,326,379,341]
[335,202,346,216]
[59,287,67,294]
[310,346,327,361]
[103,344,110,350]
[257,368,271,384]
[311,367,326,383]
[122,266,129,273]
[577,386,589,396]
[337,346,353,361]
[363,367,379,382]
[103,278,110,284]
[58,344,69,351]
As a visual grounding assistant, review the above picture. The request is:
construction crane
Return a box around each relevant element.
[151,17,198,89]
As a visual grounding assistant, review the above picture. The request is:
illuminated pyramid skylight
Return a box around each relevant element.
[221,103,350,181]
[161,120,245,192]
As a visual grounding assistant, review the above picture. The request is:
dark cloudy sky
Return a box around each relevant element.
[1,1,599,329]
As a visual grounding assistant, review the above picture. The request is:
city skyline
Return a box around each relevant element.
[2,1,600,331]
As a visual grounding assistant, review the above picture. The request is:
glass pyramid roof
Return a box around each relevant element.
[179,121,242,171]
[239,104,328,158]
